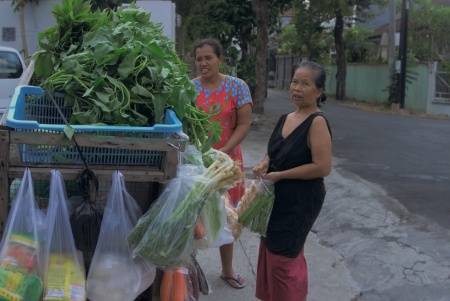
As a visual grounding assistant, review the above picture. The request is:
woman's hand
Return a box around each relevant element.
[261,171,281,183]
[253,156,269,179]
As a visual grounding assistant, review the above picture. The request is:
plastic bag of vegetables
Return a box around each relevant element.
[193,192,234,250]
[86,171,156,301]
[237,179,275,235]
[42,170,86,301]
[128,145,243,269]
[0,168,45,301]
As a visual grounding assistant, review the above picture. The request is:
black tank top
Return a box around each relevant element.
[263,112,332,258]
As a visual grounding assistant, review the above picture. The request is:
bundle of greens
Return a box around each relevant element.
[237,179,275,235]
[127,150,243,269]
[33,0,221,153]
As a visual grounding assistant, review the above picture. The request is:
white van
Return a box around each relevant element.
[0,46,26,114]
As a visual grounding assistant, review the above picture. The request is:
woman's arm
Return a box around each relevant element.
[262,116,332,183]
[218,103,252,154]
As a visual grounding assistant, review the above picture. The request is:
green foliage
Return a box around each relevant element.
[279,24,301,54]
[278,1,333,62]
[236,55,257,95]
[182,0,255,58]
[441,60,450,73]
[383,59,420,105]
[408,0,450,61]
[343,26,374,62]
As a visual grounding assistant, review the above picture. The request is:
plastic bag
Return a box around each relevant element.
[190,254,209,296]
[0,168,45,301]
[42,170,86,301]
[86,171,156,301]
[159,266,196,301]
[193,192,234,249]
[70,200,102,253]
[127,164,205,269]
[128,144,243,269]
[70,169,102,254]
[222,193,243,241]
[237,179,275,235]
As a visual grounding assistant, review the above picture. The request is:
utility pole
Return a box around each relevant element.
[388,0,396,103]
[396,0,409,109]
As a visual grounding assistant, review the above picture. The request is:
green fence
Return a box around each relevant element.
[324,63,430,112]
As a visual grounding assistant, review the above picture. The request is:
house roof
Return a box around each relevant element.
[372,18,402,37]
[361,1,450,41]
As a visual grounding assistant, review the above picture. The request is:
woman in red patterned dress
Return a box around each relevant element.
[192,38,252,289]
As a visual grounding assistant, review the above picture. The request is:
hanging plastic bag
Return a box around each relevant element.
[128,145,242,269]
[159,266,196,301]
[70,200,102,253]
[237,179,275,235]
[127,165,203,269]
[42,170,86,301]
[222,193,243,241]
[70,169,102,254]
[86,171,156,301]
[193,192,234,249]
[0,168,45,301]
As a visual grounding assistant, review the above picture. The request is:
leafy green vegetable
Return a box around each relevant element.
[33,0,221,152]
[238,180,275,235]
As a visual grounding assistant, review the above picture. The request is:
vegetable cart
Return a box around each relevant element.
[0,63,186,301]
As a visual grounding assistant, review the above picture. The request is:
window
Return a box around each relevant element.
[0,51,24,79]
[2,27,16,42]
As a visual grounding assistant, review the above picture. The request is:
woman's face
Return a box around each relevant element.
[195,45,223,78]
[289,67,323,108]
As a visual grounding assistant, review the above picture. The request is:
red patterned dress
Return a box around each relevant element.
[192,75,252,206]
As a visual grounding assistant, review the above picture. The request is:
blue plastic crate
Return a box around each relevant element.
[6,86,183,166]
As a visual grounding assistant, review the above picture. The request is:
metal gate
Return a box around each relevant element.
[435,63,450,101]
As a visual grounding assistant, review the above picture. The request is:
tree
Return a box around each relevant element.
[251,0,269,114]
[283,1,332,62]
[11,0,36,60]
[251,0,291,114]
[327,0,387,100]
[408,0,450,61]
[343,26,374,62]
[178,0,255,71]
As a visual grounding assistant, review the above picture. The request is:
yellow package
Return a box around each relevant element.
[43,253,86,301]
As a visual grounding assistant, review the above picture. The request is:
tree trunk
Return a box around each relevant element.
[18,3,29,61]
[251,0,269,114]
[334,11,346,100]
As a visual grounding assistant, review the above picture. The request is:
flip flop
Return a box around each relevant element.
[220,275,246,289]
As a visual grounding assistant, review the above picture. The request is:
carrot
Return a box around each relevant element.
[173,267,188,301]
[194,219,206,239]
[160,269,174,301]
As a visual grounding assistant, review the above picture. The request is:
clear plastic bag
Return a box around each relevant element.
[128,164,206,269]
[0,168,45,301]
[237,179,275,235]
[193,192,234,249]
[42,170,86,301]
[159,266,196,301]
[128,144,242,269]
[86,171,156,301]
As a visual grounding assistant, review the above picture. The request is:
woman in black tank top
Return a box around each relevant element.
[253,61,332,301]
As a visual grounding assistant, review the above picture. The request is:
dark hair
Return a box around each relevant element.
[193,38,223,58]
[292,61,327,107]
